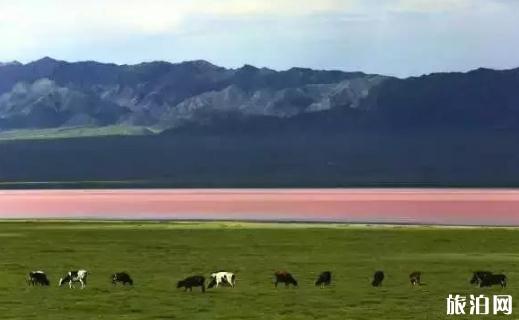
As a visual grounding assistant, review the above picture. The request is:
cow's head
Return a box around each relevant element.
[287,275,298,287]
[176,280,185,288]
[470,273,483,284]
[207,276,217,289]
[58,275,70,287]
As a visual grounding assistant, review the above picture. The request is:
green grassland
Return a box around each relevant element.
[0,125,155,141]
[0,221,518,320]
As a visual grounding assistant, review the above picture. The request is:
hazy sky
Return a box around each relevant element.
[0,0,518,77]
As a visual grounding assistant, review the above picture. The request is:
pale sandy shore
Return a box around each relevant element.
[1,188,519,226]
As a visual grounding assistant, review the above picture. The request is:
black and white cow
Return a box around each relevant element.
[59,270,88,289]
[372,271,384,287]
[27,271,50,286]
[208,271,236,288]
[470,271,493,286]
[409,271,421,286]
[479,274,507,288]
[274,271,298,288]
[315,271,332,288]
[177,275,205,292]
[112,272,133,286]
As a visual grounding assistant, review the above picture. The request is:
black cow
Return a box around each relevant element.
[112,272,133,286]
[372,271,384,287]
[27,271,50,286]
[177,275,205,292]
[479,274,507,288]
[315,271,332,288]
[470,271,493,285]
[274,271,298,288]
[409,272,421,286]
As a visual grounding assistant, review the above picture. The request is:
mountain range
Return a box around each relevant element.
[1,57,519,133]
[1,58,519,187]
[0,57,385,131]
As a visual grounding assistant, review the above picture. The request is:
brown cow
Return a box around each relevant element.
[274,271,298,288]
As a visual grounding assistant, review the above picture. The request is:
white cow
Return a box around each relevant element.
[208,271,236,288]
[59,270,88,289]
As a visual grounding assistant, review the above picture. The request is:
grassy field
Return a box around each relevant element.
[0,221,518,319]
[0,125,155,141]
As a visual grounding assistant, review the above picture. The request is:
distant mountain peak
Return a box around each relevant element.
[240,64,259,71]
[0,61,22,67]
[29,56,62,64]
[288,67,313,72]
[179,59,220,71]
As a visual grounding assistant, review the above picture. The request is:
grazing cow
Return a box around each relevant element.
[372,271,384,287]
[479,274,507,288]
[27,271,50,286]
[470,271,493,285]
[177,275,205,292]
[315,271,332,288]
[59,270,88,289]
[274,271,298,288]
[409,272,421,286]
[112,272,133,286]
[208,271,236,289]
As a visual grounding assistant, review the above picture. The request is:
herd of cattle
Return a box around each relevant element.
[26,269,508,292]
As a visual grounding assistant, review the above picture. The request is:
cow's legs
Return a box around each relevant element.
[69,281,72,289]
[225,275,234,288]
[222,276,228,287]
[80,279,85,289]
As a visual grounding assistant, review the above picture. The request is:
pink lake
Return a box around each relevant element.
[1,189,519,226]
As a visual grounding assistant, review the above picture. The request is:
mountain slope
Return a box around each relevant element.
[374,67,519,129]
